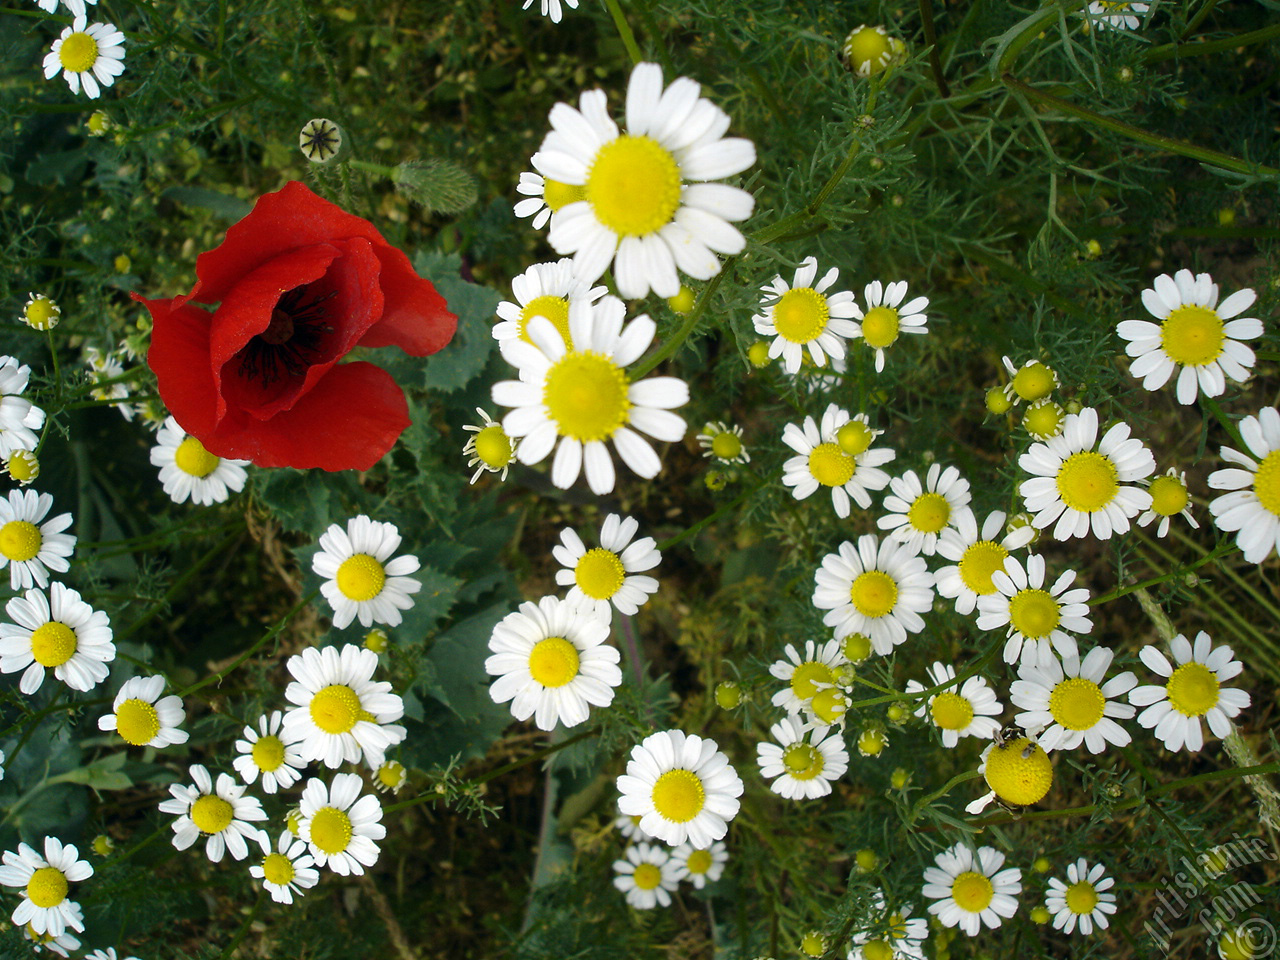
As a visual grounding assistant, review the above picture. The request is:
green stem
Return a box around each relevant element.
[1144,22,1280,64]
[3,692,64,767]
[217,895,262,960]
[1201,395,1247,452]
[603,0,644,66]
[1179,0,1220,39]
[656,480,764,552]
[1089,541,1232,605]
[116,526,246,642]
[63,395,159,411]
[849,642,1000,709]
[918,0,950,97]
[911,770,981,823]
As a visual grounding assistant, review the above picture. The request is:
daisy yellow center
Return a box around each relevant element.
[711,432,742,460]
[542,178,586,213]
[0,520,42,562]
[310,684,364,734]
[252,734,287,772]
[887,913,907,939]
[26,867,68,908]
[8,451,39,483]
[474,425,514,469]
[377,761,405,789]
[845,26,891,70]
[1161,304,1225,366]
[1252,451,1280,517]
[29,621,77,668]
[984,738,1053,806]
[1023,401,1064,439]
[858,728,886,755]
[518,295,572,347]
[1049,677,1106,730]
[527,636,580,688]
[651,768,705,822]
[543,351,631,442]
[1166,662,1220,717]
[958,541,1008,595]
[1065,880,1099,915]
[810,687,848,724]
[950,871,995,912]
[850,570,898,619]
[262,852,295,886]
[843,633,872,662]
[790,661,835,700]
[931,692,974,731]
[309,806,353,855]
[174,436,220,478]
[907,492,950,534]
[861,306,900,349]
[586,135,682,237]
[836,421,873,456]
[58,32,99,73]
[25,298,59,330]
[632,862,662,890]
[335,554,386,602]
[773,288,830,344]
[686,849,713,874]
[862,941,893,960]
[1148,475,1189,516]
[782,742,825,780]
[575,548,625,600]
[191,794,234,834]
[286,810,303,836]
[1008,588,1060,639]
[1056,451,1119,513]
[808,443,855,487]
[1012,362,1055,401]
[115,698,160,746]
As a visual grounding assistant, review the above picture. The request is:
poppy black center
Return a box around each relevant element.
[238,285,336,385]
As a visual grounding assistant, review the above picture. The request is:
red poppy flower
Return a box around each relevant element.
[134,181,456,471]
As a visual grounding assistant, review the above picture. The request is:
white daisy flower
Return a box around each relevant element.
[612,842,680,909]
[249,830,320,904]
[1019,407,1155,540]
[697,421,749,465]
[531,61,756,299]
[1010,645,1137,753]
[752,258,860,374]
[85,949,141,960]
[850,280,929,373]
[0,582,114,695]
[522,0,578,23]
[312,515,422,630]
[462,407,518,483]
[553,513,660,620]
[922,842,1022,936]
[158,764,268,863]
[298,773,386,876]
[1087,0,1150,29]
[0,357,46,458]
[1138,467,1198,538]
[669,840,728,889]
[904,662,1002,748]
[83,347,134,422]
[1118,269,1260,403]
[373,760,407,794]
[849,893,929,960]
[232,711,305,794]
[934,510,1036,616]
[513,170,586,231]
[485,594,622,731]
[0,838,91,938]
[877,463,973,556]
[614,806,651,842]
[43,17,126,99]
[22,913,81,957]
[149,417,248,505]
[616,729,744,848]
[768,639,849,717]
[0,490,76,591]
[282,643,406,769]
[756,716,849,800]
[1208,406,1280,563]
[812,534,935,654]
[976,554,1092,664]
[33,0,98,17]
[1129,632,1250,753]
[1045,858,1117,934]
[493,258,608,361]
[782,404,895,519]
[98,674,188,748]
[491,297,688,495]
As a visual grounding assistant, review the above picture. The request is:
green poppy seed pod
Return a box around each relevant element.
[299,118,343,163]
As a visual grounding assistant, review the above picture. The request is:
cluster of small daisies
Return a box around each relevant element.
[34,0,127,99]
[611,812,729,909]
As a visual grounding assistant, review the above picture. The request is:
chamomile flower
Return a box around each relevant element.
[934,510,1036,616]
[20,293,61,332]
[522,0,578,23]
[0,838,91,938]
[782,404,896,519]
[158,764,267,863]
[0,490,75,591]
[964,735,1054,814]
[23,916,80,957]
[232,712,305,794]
[752,258,859,374]
[769,639,849,716]
[616,729,744,848]
[84,347,133,421]
[249,830,319,905]
[614,806,651,842]
[0,356,45,458]
[1010,645,1137,753]
[312,516,422,630]
[553,513,660,620]
[1129,632,1250,752]
[612,842,680,909]
[98,674,188,748]
[0,582,115,694]
[531,62,756,299]
[849,893,928,960]
[1087,0,1150,29]
[850,280,929,373]
[493,259,608,360]
[491,297,688,495]
[1001,357,1059,404]
[812,534,935,654]
[1119,269,1261,404]
[904,662,1002,748]
[1208,406,1280,563]
[462,408,518,483]
[1019,407,1155,540]
[877,464,973,556]
[1138,468,1198,538]
[485,595,622,731]
[86,949,142,960]
[922,842,1022,936]
[373,760,407,794]
[514,171,585,231]
[150,417,249,505]
[298,773,386,876]
[976,554,1092,664]
[670,840,728,888]
[43,17,126,99]
[756,716,849,800]
[1045,858,1117,935]
[698,421,749,465]
[282,644,406,769]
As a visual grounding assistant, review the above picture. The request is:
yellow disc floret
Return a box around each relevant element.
[686,848,712,874]
[574,548,626,599]
[518,295,572,347]
[790,661,835,700]
[174,437,220,478]
[1048,677,1106,730]
[772,287,830,344]
[1056,451,1119,513]
[651,768,706,822]
[29,621,77,668]
[309,684,363,734]
[1252,451,1280,517]
[0,520,42,562]
[7,451,40,485]
[586,136,682,237]
[252,735,287,772]
[931,692,975,731]
[860,306,900,348]
[632,862,662,890]
[262,852,296,886]
[543,178,586,213]
[1166,662,1220,717]
[808,443,855,487]
[335,554,386,602]
[23,296,61,331]
[810,687,849,724]
[58,31,99,73]
[191,795,234,835]
[1161,304,1225,366]
[1023,399,1065,440]
[1008,588,1060,639]
[781,742,825,780]
[527,636,581,688]
[907,492,950,534]
[836,421,874,456]
[983,737,1053,806]
[115,698,160,746]
[711,432,742,461]
[473,425,514,470]
[958,541,1008,595]
[843,25,893,75]
[1012,361,1057,402]
[1148,474,1189,517]
[950,871,995,912]
[26,867,68,908]
[309,806,353,855]
[850,570,898,619]
[843,633,872,662]
[543,352,631,442]
[1064,880,1099,916]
